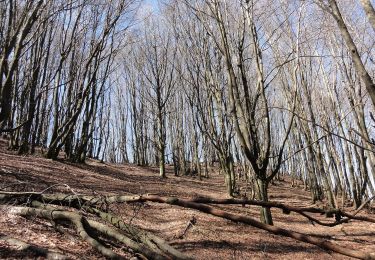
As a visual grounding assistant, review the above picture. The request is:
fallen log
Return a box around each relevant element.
[126,195,375,260]
[2,192,375,259]
[8,205,189,259]
[86,220,168,260]
[4,191,373,226]
[8,206,125,259]
[184,196,375,226]
[84,206,193,260]
[4,192,372,225]
[31,201,191,260]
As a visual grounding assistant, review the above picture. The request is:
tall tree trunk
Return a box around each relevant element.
[359,0,375,31]
[326,0,375,107]
[256,178,273,225]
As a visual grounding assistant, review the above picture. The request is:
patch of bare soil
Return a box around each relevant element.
[0,139,374,259]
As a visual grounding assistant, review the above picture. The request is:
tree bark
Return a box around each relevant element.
[359,0,375,31]
[327,0,375,108]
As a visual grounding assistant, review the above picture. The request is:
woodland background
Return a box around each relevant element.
[0,0,375,259]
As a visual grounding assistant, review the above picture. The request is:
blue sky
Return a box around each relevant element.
[144,0,159,11]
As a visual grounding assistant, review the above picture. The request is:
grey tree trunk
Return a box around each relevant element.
[359,0,375,31]
[327,0,375,108]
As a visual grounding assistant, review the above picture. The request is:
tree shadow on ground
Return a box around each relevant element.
[172,239,324,254]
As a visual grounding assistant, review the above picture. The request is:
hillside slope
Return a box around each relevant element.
[0,140,374,259]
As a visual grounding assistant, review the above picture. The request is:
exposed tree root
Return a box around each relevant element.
[84,207,193,260]
[6,192,370,225]
[0,235,68,260]
[30,200,173,260]
[5,204,192,260]
[8,207,125,259]
[86,219,167,260]
[180,196,375,226]
[2,191,375,259]
[122,195,375,260]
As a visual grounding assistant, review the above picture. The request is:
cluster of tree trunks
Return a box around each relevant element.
[1,0,375,226]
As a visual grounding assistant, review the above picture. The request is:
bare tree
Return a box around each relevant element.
[0,0,45,131]
[359,0,375,31]
[317,0,375,108]
[137,19,177,178]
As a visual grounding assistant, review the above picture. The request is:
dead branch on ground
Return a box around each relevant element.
[1,191,375,260]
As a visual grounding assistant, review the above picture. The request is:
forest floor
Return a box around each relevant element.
[0,139,374,259]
